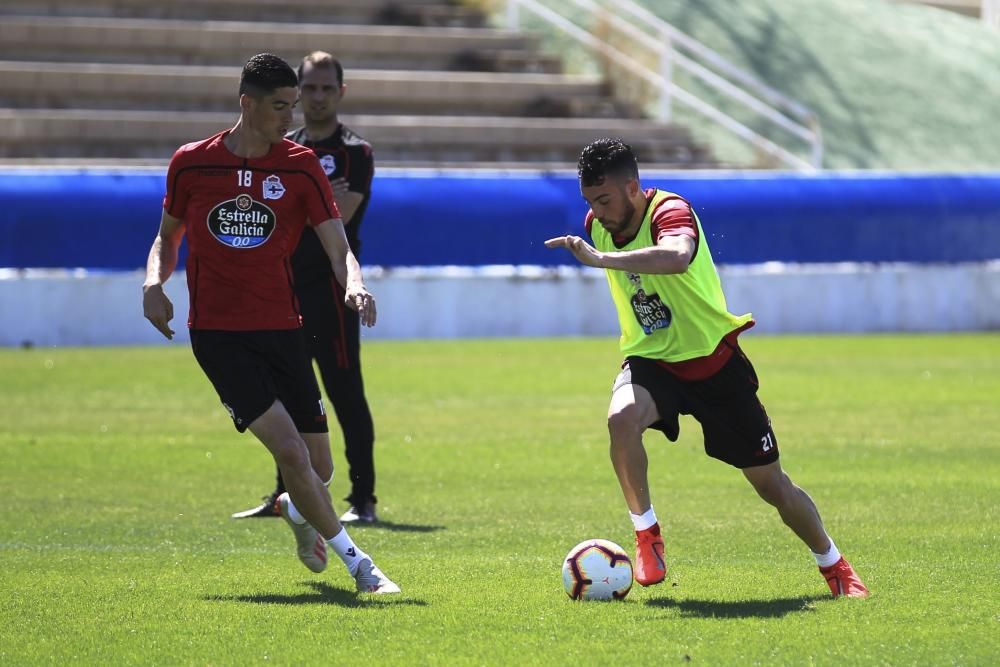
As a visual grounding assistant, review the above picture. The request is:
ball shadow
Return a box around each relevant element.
[645,594,828,619]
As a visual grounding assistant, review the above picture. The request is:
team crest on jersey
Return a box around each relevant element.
[319,154,336,176]
[262,174,286,200]
[627,272,672,334]
[207,195,276,249]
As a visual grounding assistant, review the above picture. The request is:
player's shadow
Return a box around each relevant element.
[354,520,446,533]
[646,594,826,619]
[204,581,427,608]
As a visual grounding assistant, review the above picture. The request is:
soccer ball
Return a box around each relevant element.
[561,539,633,600]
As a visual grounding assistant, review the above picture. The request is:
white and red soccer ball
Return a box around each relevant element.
[561,539,633,600]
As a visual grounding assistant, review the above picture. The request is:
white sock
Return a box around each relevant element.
[629,506,658,532]
[812,538,841,568]
[285,473,332,524]
[327,527,370,575]
[284,495,306,525]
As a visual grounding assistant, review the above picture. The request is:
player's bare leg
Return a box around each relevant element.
[301,431,334,489]
[248,402,336,573]
[231,430,334,520]
[249,401,399,592]
[742,461,829,552]
[607,383,659,514]
[249,401,339,537]
[743,461,868,597]
[607,382,666,586]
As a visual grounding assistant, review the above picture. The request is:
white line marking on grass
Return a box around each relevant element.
[0,542,284,556]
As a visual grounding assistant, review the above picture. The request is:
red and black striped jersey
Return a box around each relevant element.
[163,130,340,330]
[286,123,374,287]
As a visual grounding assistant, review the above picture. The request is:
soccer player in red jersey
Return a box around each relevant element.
[546,138,868,598]
[142,53,398,594]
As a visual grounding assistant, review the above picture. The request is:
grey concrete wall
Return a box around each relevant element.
[1,262,997,347]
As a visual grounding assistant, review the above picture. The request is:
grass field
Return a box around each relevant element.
[1,334,998,665]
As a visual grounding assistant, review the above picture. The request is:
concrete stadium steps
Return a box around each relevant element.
[0,2,717,168]
[0,61,624,118]
[0,16,560,73]
[2,0,485,27]
[0,109,712,167]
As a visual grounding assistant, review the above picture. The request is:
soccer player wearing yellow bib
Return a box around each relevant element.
[545,138,868,598]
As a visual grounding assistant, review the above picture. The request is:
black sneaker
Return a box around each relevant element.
[339,500,377,524]
[231,492,280,519]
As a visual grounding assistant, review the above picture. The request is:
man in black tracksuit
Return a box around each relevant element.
[233,51,379,523]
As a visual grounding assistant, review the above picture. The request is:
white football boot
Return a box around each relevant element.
[353,558,400,594]
[276,492,328,573]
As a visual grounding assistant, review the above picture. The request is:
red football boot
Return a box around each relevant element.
[820,556,869,598]
[634,525,667,586]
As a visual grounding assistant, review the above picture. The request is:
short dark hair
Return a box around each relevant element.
[239,53,298,98]
[298,51,344,87]
[578,137,639,187]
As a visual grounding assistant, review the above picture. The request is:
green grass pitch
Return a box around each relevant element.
[1,334,997,665]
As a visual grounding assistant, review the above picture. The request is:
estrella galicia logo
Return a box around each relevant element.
[627,272,672,334]
[207,194,276,249]
[632,290,672,334]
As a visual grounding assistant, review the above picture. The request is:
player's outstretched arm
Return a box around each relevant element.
[544,235,604,267]
[545,234,694,275]
[314,218,377,327]
[142,211,185,340]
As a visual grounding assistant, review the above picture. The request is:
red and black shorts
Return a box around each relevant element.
[613,347,779,469]
[190,328,328,434]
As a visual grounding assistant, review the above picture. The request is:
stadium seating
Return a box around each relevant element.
[0,0,714,167]
[2,0,489,27]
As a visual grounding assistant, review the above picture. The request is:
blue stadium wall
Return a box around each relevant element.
[2,169,1000,269]
[1,168,998,343]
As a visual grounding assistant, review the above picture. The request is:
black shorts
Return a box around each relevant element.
[612,348,779,469]
[190,329,328,434]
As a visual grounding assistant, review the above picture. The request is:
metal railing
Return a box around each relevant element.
[983,0,1000,27]
[505,0,823,170]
